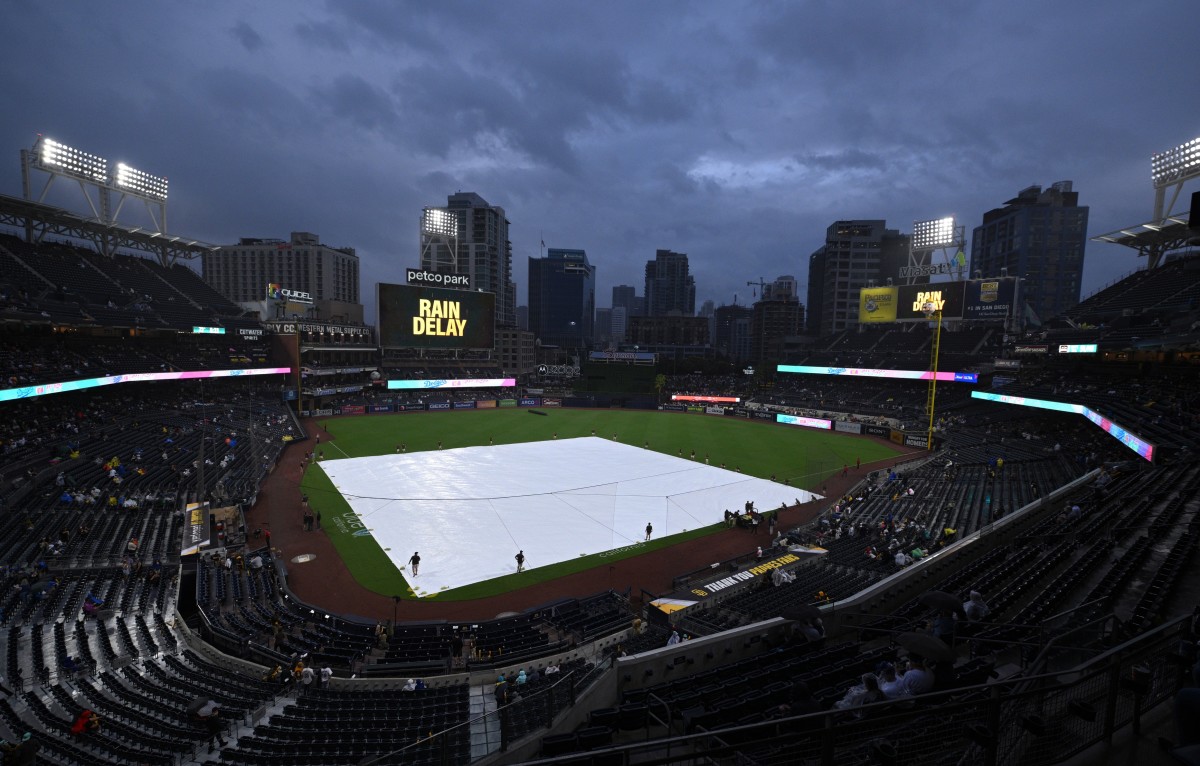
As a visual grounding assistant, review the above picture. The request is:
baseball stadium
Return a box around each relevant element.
[0,129,1198,766]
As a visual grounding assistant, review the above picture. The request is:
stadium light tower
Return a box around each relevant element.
[1151,135,1200,219]
[1091,135,1200,269]
[20,134,170,243]
[903,216,967,285]
[420,207,460,273]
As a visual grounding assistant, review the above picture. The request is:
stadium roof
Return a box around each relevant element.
[1092,213,1194,269]
[0,193,218,267]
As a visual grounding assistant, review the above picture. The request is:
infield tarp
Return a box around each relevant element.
[319,437,818,597]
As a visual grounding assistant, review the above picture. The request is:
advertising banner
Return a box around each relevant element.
[427,402,451,410]
[519,398,541,407]
[453,401,475,410]
[863,424,891,437]
[181,501,210,556]
[370,404,393,413]
[662,403,687,412]
[729,408,750,418]
[1013,344,1049,355]
[542,398,562,407]
[377,282,496,350]
[752,411,775,420]
[476,400,497,409]
[994,359,1021,370]
[963,277,1016,321]
[859,286,899,324]
[776,413,833,430]
[314,408,334,416]
[896,282,965,321]
[672,395,741,404]
[389,377,515,390]
[890,429,905,444]
[282,390,298,401]
[705,405,726,415]
[903,433,930,448]
[686,406,705,413]
[340,405,366,415]
[399,403,426,412]
[498,399,518,408]
[834,421,863,434]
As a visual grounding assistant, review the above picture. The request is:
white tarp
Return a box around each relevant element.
[319,437,818,597]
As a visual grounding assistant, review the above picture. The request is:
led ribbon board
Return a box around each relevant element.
[971,391,1154,461]
[671,395,741,403]
[776,414,833,430]
[388,378,516,390]
[777,365,978,384]
[0,367,292,404]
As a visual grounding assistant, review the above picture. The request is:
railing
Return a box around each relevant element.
[359,669,584,765]
[518,612,1192,766]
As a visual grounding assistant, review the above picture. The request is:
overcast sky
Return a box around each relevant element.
[1,0,1196,322]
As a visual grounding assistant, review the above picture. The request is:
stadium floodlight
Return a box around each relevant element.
[115,162,169,201]
[911,216,956,250]
[422,208,458,236]
[1151,136,1200,188]
[38,137,108,182]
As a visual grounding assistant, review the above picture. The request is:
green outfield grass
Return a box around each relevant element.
[299,409,904,600]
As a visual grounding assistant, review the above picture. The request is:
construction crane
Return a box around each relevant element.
[747,277,770,299]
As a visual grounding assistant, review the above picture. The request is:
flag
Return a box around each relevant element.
[540,239,545,248]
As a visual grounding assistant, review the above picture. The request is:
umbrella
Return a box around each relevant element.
[896,632,956,662]
[919,590,965,616]
[780,604,822,622]
[185,697,213,716]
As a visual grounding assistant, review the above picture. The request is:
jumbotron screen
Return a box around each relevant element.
[377,283,496,350]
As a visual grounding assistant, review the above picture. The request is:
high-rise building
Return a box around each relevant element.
[714,303,753,361]
[594,308,613,349]
[610,306,628,344]
[812,221,909,335]
[516,305,529,331]
[527,248,595,351]
[644,249,695,316]
[751,294,804,364]
[611,285,639,316]
[419,192,516,327]
[204,231,362,322]
[971,181,1088,321]
[806,248,826,335]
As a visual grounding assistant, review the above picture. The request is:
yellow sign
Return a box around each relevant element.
[859,286,898,323]
[910,290,947,312]
[413,299,467,337]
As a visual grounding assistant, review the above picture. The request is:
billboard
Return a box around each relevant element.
[858,287,898,324]
[896,282,965,321]
[972,391,1154,462]
[776,413,833,430]
[377,283,496,349]
[671,395,741,403]
[963,277,1016,321]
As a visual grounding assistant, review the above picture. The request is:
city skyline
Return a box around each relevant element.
[0,1,1195,323]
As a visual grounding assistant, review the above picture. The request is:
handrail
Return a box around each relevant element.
[358,668,580,766]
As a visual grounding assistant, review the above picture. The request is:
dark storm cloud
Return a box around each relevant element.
[0,0,1195,321]
[230,21,265,52]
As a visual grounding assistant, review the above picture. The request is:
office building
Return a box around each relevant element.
[204,231,362,323]
[644,249,695,316]
[714,303,753,361]
[971,181,1088,321]
[751,294,804,364]
[527,248,596,351]
[419,192,516,327]
[811,221,909,335]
